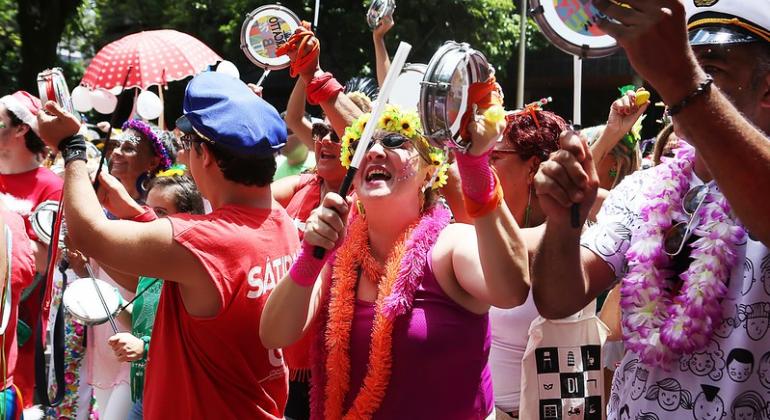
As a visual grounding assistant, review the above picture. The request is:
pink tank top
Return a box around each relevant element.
[344,250,493,419]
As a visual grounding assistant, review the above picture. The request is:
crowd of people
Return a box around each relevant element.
[0,0,767,419]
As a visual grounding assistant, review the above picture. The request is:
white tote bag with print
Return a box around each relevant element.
[519,300,609,420]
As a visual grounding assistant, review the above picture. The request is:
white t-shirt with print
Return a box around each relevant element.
[581,165,770,420]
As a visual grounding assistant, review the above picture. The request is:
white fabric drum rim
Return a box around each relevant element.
[240,4,301,70]
[62,277,122,326]
[389,63,426,113]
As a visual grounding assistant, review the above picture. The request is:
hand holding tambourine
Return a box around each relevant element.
[461,76,506,156]
[276,23,320,78]
[37,101,82,150]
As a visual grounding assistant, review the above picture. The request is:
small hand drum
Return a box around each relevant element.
[29,200,66,249]
[240,4,302,70]
[37,68,79,117]
[367,0,396,30]
[529,0,618,58]
[419,41,492,152]
[390,63,426,112]
[63,278,123,326]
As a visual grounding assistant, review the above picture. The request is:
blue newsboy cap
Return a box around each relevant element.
[178,71,286,156]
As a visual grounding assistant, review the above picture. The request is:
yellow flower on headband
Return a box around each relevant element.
[352,114,370,136]
[432,163,449,190]
[400,113,421,139]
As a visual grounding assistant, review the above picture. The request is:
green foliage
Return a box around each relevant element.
[0,0,21,95]
[91,0,547,82]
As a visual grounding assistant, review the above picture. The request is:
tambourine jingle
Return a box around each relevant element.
[249,16,293,58]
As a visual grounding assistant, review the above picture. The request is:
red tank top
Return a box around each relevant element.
[142,204,299,419]
[284,174,322,241]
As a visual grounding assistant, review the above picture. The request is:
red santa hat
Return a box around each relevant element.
[0,91,42,135]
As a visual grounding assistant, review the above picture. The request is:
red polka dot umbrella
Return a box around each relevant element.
[80,29,223,90]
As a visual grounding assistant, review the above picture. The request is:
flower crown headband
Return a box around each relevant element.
[121,119,173,172]
[340,105,448,190]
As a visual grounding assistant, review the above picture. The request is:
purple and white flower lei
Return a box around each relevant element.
[620,145,745,367]
[122,119,173,171]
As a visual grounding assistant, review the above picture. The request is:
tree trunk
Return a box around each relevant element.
[16,0,81,93]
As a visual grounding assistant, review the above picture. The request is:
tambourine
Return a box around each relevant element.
[419,41,492,152]
[390,63,426,112]
[367,0,396,30]
[37,68,79,117]
[529,0,617,58]
[30,200,66,248]
[240,4,302,70]
[62,278,123,326]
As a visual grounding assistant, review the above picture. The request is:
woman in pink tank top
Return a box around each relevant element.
[262,92,531,419]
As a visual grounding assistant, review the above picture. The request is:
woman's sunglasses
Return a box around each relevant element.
[311,123,340,144]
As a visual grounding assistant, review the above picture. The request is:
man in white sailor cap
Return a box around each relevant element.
[530,0,770,418]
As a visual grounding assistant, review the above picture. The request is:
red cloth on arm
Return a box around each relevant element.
[142,204,299,419]
[306,73,344,106]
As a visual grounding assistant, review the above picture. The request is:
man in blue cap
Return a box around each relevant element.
[530,0,770,419]
[36,71,299,419]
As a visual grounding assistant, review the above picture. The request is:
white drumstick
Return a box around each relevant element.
[350,41,411,169]
[313,0,321,30]
[255,69,271,88]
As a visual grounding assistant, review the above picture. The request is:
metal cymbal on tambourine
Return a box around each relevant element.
[30,200,66,249]
[367,0,396,30]
[240,4,302,70]
[528,0,618,58]
[419,41,492,153]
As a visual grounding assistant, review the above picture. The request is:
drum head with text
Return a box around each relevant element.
[240,5,301,70]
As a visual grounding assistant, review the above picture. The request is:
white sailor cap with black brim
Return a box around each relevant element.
[685,0,770,46]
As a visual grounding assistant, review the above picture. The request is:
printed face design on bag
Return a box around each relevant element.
[726,348,754,382]
[629,367,649,400]
[594,222,632,257]
[757,351,770,389]
[621,359,639,386]
[742,259,756,295]
[737,302,770,340]
[692,385,725,420]
[731,391,768,420]
[680,340,726,381]
[761,255,770,295]
[714,305,738,339]
[644,378,692,411]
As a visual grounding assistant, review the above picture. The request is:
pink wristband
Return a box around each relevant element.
[455,151,496,204]
[132,206,158,222]
[288,242,331,287]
